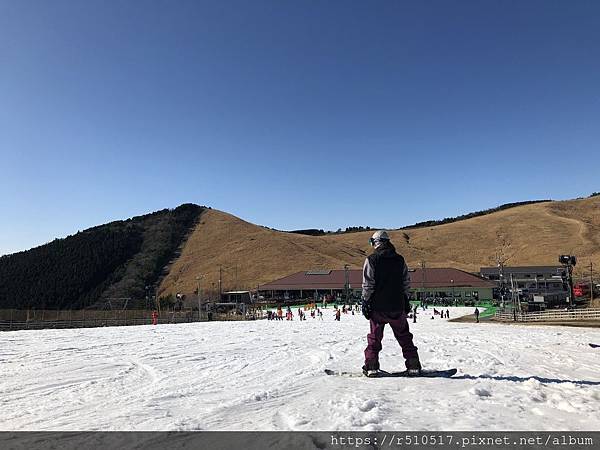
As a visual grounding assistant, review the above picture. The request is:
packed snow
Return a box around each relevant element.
[1,307,599,431]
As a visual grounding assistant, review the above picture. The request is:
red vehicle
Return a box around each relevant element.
[573,283,590,297]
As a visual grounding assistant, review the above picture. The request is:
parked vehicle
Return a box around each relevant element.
[573,283,590,298]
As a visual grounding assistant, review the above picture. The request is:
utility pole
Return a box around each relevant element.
[219,265,223,300]
[196,275,203,320]
[590,261,594,307]
[510,274,517,311]
[421,260,426,304]
[155,285,160,314]
[344,264,350,303]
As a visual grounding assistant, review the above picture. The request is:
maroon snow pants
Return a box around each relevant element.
[364,311,418,370]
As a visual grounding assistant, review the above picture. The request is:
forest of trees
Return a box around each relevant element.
[0,204,204,310]
[289,226,373,236]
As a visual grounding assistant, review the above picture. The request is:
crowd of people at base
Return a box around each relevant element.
[265,303,362,321]
[419,297,479,308]
[265,302,481,323]
[405,304,451,323]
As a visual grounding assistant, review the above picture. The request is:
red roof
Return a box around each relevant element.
[259,268,495,291]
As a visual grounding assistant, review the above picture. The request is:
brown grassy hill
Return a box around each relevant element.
[159,196,600,297]
[158,209,368,298]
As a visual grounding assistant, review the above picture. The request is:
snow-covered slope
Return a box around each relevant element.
[1,307,599,431]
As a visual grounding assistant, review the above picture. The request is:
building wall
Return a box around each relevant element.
[411,287,493,301]
[260,286,494,302]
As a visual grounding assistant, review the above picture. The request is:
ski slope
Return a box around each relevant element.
[1,307,599,431]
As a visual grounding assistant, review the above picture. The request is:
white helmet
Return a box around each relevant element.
[369,230,390,246]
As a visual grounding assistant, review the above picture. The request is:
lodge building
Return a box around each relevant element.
[258,268,495,302]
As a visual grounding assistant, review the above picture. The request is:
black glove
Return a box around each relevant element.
[361,298,372,320]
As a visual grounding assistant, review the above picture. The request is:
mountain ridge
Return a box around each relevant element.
[1,195,598,309]
[158,195,600,299]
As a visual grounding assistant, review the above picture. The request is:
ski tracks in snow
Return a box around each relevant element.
[1,308,600,430]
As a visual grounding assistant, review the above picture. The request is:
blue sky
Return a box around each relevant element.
[1,0,599,255]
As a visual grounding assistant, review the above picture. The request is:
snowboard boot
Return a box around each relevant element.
[362,362,380,378]
[405,356,422,376]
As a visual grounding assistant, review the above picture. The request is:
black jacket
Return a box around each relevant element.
[362,242,411,313]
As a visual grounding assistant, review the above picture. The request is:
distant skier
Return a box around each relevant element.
[474,307,480,323]
[446,309,450,319]
[361,230,421,377]
[335,309,341,321]
[413,304,418,323]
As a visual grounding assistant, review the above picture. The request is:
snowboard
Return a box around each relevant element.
[589,343,600,348]
[324,368,457,378]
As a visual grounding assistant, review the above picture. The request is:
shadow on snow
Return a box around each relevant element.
[454,374,600,386]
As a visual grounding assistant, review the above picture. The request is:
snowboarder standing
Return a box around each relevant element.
[361,230,421,377]
[474,307,480,323]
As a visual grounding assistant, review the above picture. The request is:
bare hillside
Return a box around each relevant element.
[159,197,600,297]
[158,209,367,297]
[327,196,600,273]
